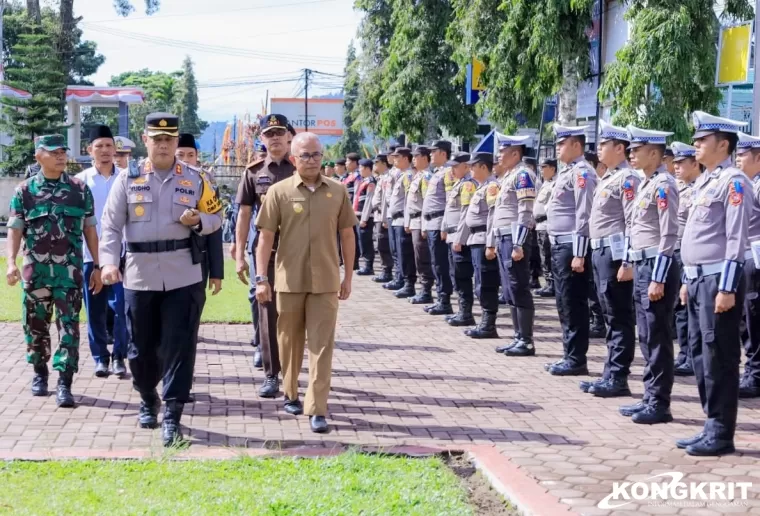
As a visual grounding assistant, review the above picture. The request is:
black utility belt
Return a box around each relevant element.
[468,225,487,233]
[409,212,422,219]
[424,210,445,221]
[127,239,192,253]
[391,212,404,219]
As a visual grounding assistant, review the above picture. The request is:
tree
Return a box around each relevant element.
[448,0,594,128]
[373,0,477,142]
[353,0,394,137]
[25,0,39,22]
[600,0,753,141]
[0,27,67,172]
[113,0,161,16]
[334,43,363,156]
[176,56,206,135]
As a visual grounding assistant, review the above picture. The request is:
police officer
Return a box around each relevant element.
[534,158,557,297]
[487,135,537,355]
[382,147,405,291]
[617,125,679,425]
[343,153,362,270]
[335,158,347,181]
[100,113,222,445]
[736,132,760,399]
[671,142,701,377]
[235,114,294,398]
[443,152,477,326]
[422,140,455,315]
[582,121,639,398]
[7,134,101,407]
[387,147,417,298]
[457,152,500,339]
[545,125,597,376]
[355,158,377,274]
[113,136,136,169]
[371,154,394,283]
[677,112,752,455]
[405,146,435,304]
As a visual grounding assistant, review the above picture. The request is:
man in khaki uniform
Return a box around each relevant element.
[255,132,357,434]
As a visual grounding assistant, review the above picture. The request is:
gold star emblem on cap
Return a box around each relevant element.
[159,119,167,127]
[115,140,124,150]
[269,115,279,125]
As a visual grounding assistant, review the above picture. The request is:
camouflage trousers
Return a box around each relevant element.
[22,287,82,373]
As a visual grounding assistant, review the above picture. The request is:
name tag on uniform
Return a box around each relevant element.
[609,232,626,261]
[752,241,760,269]
[290,197,306,202]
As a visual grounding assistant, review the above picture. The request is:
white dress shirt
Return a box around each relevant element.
[75,164,123,263]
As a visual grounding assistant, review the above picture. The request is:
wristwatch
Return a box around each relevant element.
[92,263,101,270]
[255,275,269,284]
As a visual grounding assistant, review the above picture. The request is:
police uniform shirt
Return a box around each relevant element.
[442,174,476,244]
[421,166,453,231]
[458,176,498,246]
[629,165,679,282]
[354,175,377,223]
[589,161,640,240]
[682,158,752,292]
[388,168,414,227]
[99,160,223,291]
[372,172,390,219]
[748,175,760,244]
[546,157,598,256]
[486,163,537,248]
[237,156,296,209]
[676,179,697,246]
[534,179,555,232]
[255,174,358,293]
[404,168,432,230]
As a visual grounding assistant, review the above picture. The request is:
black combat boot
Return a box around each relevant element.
[674,360,695,377]
[357,267,375,276]
[138,390,161,429]
[383,278,404,290]
[496,308,521,353]
[409,287,433,304]
[427,293,454,316]
[373,271,393,283]
[162,401,185,447]
[534,281,554,297]
[31,363,49,397]
[464,311,499,339]
[589,314,606,339]
[505,308,535,356]
[631,402,673,425]
[590,376,632,398]
[447,299,476,327]
[393,282,416,299]
[579,378,606,393]
[739,375,760,398]
[56,370,75,408]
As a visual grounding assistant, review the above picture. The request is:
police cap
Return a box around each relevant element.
[261,114,289,135]
[359,158,373,168]
[467,152,493,166]
[145,112,179,137]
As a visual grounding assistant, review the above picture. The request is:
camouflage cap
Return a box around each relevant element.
[35,134,69,151]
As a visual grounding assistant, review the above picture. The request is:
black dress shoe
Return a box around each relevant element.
[284,398,303,416]
[529,278,542,290]
[138,395,161,429]
[357,268,375,276]
[545,359,565,372]
[676,432,705,449]
[259,376,280,398]
[94,361,110,378]
[619,401,648,417]
[674,362,694,376]
[739,378,760,398]
[591,378,632,398]
[631,404,673,425]
[409,292,433,304]
[111,358,127,379]
[504,341,535,357]
[310,415,329,434]
[548,361,588,376]
[685,437,735,457]
[253,349,263,369]
[579,378,605,393]
[495,342,516,353]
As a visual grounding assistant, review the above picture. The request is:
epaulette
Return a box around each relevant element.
[127,161,140,178]
[245,158,265,170]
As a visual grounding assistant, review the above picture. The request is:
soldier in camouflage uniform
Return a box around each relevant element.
[6,135,102,407]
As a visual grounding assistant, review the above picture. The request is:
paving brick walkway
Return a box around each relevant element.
[1,275,760,515]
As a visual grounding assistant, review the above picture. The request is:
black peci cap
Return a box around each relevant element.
[88,125,114,142]
[178,133,197,149]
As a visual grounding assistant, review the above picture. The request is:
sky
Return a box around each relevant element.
[70,0,362,122]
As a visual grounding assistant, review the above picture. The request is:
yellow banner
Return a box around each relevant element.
[472,58,485,91]
[717,23,752,85]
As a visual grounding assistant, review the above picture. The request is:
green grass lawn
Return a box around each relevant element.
[0,454,473,515]
[0,258,251,324]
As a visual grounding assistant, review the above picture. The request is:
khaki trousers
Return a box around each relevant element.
[276,291,339,416]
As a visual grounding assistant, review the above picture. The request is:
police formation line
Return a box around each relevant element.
[339,111,760,458]
[6,114,225,447]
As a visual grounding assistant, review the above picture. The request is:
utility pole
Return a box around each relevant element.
[304,68,311,132]
[753,1,760,134]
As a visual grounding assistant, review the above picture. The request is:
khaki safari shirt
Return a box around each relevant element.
[255,174,358,293]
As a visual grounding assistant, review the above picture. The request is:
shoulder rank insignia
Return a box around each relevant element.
[175,164,183,175]
[178,179,193,187]
[486,182,500,206]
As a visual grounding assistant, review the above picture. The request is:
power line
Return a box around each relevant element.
[198,77,302,89]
